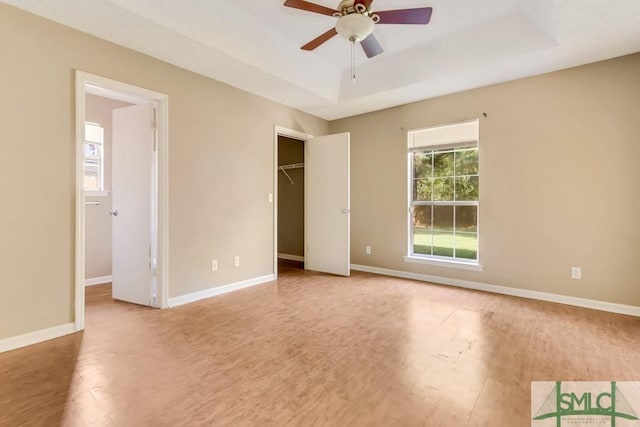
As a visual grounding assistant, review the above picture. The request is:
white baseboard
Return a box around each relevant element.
[85,275,112,286]
[350,264,640,317]
[0,323,77,354]
[168,274,275,308]
[278,253,304,262]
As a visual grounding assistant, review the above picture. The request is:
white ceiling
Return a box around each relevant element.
[4,0,640,120]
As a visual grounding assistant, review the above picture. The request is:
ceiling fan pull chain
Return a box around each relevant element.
[351,38,356,84]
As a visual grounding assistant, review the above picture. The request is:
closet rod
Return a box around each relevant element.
[279,162,304,170]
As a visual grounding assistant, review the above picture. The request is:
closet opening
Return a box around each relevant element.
[277,135,305,272]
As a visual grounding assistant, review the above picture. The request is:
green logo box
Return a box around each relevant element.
[531,381,640,427]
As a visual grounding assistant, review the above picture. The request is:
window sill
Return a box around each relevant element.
[85,191,109,197]
[403,255,484,272]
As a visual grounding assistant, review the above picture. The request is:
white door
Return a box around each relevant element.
[111,103,155,306]
[305,132,350,276]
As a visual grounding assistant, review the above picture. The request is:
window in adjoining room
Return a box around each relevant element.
[84,122,104,193]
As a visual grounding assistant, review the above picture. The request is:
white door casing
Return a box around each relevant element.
[75,70,169,331]
[111,103,155,306]
[305,132,351,276]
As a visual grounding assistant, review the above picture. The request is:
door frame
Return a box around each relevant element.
[273,126,313,279]
[74,70,170,331]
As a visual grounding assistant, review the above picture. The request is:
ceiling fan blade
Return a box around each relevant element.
[376,7,433,25]
[354,0,375,9]
[284,0,338,17]
[360,33,383,58]
[301,27,338,51]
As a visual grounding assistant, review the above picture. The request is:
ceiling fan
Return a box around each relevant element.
[283,0,433,59]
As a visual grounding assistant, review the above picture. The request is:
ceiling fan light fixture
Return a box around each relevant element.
[336,13,374,42]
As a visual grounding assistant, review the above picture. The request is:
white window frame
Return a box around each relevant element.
[404,120,483,271]
[84,122,107,196]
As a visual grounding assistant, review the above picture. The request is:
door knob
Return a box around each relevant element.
[341,209,350,214]
[109,209,119,216]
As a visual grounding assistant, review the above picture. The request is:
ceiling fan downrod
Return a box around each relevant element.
[333,2,380,23]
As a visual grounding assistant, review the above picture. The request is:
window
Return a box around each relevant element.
[84,122,104,193]
[408,120,479,265]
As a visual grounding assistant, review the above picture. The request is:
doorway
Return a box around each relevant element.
[273,126,351,278]
[74,71,169,332]
[277,135,306,272]
[273,127,311,278]
[83,94,134,293]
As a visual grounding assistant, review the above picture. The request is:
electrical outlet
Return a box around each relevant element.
[365,245,372,255]
[268,193,273,203]
[234,256,240,267]
[211,260,218,272]
[571,267,582,280]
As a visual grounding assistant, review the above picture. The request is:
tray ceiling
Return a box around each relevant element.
[4,0,640,119]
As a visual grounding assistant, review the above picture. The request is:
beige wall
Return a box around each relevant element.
[278,136,305,257]
[331,53,640,307]
[0,3,328,340]
[84,95,133,280]
[2,2,638,344]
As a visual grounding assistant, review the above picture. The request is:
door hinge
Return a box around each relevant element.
[151,107,158,129]
[152,107,158,152]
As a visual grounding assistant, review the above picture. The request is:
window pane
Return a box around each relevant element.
[412,205,432,255]
[433,177,454,201]
[433,206,454,257]
[455,176,478,201]
[455,206,477,232]
[455,148,478,176]
[413,152,432,180]
[433,151,454,177]
[413,179,432,201]
[455,232,478,260]
[84,142,100,158]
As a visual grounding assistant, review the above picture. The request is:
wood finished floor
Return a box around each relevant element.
[1,261,639,426]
